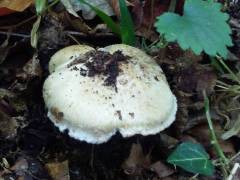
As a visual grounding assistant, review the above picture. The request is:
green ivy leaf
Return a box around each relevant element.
[167,142,215,176]
[155,0,233,58]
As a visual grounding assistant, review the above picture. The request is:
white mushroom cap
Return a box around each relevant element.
[49,45,95,73]
[43,44,177,144]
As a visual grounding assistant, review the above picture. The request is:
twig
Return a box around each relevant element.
[227,163,240,180]
[0,30,116,39]
[230,151,240,162]
[65,31,116,38]
[0,31,30,38]
[66,34,81,44]
[227,107,240,112]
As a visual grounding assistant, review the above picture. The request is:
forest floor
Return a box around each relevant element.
[0,0,240,179]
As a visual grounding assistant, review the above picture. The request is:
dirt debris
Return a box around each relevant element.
[68,50,129,88]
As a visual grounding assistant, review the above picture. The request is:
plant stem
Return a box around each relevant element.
[203,90,229,177]
[0,31,30,38]
[168,0,177,12]
[216,56,240,85]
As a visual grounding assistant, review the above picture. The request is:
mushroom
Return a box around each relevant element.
[43,44,177,144]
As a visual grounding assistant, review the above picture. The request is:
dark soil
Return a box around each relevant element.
[70,50,129,88]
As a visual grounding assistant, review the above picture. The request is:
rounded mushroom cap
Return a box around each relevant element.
[43,44,177,144]
[49,45,95,73]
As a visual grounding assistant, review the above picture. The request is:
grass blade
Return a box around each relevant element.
[31,16,41,48]
[35,0,47,15]
[118,0,136,45]
[78,0,121,36]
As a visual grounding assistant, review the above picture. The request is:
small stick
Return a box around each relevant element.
[0,30,116,39]
[65,31,116,38]
[0,31,30,38]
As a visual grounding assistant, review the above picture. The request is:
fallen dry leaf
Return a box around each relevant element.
[0,7,15,16]
[109,0,121,17]
[175,64,217,99]
[0,156,49,179]
[62,0,114,20]
[215,86,240,140]
[189,123,236,158]
[19,157,49,178]
[16,54,42,80]
[0,89,15,113]
[45,160,70,180]
[38,13,67,56]
[109,0,133,18]
[131,0,185,41]
[222,113,240,140]
[159,133,179,149]
[0,0,33,12]
[64,12,91,33]
[0,88,27,139]
[132,0,167,41]
[149,161,174,178]
[0,110,18,139]
[122,143,151,176]
[10,158,29,175]
[10,54,42,92]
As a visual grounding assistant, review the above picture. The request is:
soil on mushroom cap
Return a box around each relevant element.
[68,50,129,89]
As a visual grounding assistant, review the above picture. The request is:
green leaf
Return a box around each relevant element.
[155,0,233,58]
[167,142,215,176]
[78,0,121,36]
[35,0,47,15]
[119,0,136,45]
